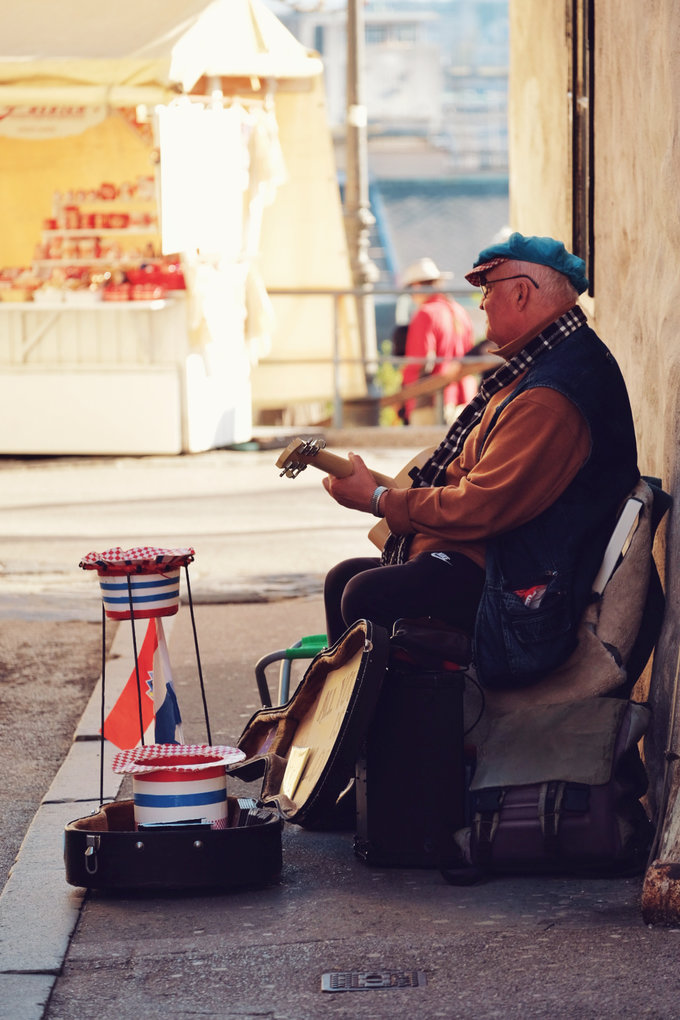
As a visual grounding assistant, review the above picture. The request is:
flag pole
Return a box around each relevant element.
[183,564,212,745]
[99,604,107,808]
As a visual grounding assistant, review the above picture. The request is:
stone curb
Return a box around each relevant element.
[0,619,153,1019]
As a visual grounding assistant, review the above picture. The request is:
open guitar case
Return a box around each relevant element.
[231,620,391,831]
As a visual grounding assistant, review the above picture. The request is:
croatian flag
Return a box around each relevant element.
[151,618,184,745]
[101,618,184,749]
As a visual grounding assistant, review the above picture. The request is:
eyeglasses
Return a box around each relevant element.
[479,274,540,298]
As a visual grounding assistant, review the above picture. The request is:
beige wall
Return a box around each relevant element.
[508,0,572,242]
[593,0,680,885]
[509,0,680,906]
[593,2,680,483]
[510,0,680,494]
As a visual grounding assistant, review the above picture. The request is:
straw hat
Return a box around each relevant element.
[401,257,453,288]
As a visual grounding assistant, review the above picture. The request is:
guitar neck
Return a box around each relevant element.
[276,439,438,552]
[304,448,395,487]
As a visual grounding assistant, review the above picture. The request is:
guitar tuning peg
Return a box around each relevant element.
[280,463,306,479]
[303,439,326,456]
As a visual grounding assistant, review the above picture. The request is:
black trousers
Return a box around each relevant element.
[323,550,486,646]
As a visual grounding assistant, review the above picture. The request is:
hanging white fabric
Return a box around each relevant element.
[156,99,249,259]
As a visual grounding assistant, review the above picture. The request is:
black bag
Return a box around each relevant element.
[443,696,654,883]
[391,323,409,358]
[354,619,470,868]
[354,661,466,868]
[235,617,471,864]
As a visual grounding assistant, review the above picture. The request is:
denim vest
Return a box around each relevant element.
[473,323,639,690]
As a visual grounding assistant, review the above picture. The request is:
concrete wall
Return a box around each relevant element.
[509,0,680,919]
[593,2,680,919]
[508,1,573,242]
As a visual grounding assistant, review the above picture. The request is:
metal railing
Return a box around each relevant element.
[265,284,481,427]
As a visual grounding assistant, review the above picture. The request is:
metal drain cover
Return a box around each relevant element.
[321,970,427,992]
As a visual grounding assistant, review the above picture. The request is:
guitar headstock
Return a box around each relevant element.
[276,437,327,478]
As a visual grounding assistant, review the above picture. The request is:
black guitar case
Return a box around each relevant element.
[64,798,283,892]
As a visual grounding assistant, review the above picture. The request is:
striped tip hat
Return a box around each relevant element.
[465,232,589,294]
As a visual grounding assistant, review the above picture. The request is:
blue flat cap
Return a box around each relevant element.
[465,232,589,294]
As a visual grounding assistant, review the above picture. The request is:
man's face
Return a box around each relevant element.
[479,270,525,346]
[408,286,432,308]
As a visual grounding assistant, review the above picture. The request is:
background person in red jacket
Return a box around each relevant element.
[399,257,476,425]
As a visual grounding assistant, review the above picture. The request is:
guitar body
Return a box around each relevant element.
[276,439,436,551]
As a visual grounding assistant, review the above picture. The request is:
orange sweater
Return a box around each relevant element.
[382,333,591,568]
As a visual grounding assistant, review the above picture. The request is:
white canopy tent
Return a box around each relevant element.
[0,0,323,100]
[0,1,360,453]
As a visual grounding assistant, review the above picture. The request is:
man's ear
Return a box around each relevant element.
[516,279,531,309]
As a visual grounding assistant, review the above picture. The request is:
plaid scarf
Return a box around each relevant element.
[381,305,587,565]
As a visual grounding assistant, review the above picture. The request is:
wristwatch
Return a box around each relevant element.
[370,485,389,517]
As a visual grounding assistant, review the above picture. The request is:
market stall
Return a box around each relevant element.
[0,0,361,454]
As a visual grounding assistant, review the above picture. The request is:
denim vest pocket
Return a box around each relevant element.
[474,572,575,690]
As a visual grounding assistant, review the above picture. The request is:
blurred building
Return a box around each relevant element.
[273,0,509,332]
[276,0,509,175]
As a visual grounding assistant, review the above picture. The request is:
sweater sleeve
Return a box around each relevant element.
[383,387,591,543]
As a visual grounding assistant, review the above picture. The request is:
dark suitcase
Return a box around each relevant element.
[354,623,468,869]
[466,696,653,877]
[237,618,469,868]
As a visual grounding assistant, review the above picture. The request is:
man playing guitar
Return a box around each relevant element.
[320,234,639,691]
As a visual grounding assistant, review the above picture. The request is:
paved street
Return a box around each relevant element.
[2,434,680,1019]
[0,436,405,618]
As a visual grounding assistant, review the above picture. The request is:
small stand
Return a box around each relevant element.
[64,545,282,892]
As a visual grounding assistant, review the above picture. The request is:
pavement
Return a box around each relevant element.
[1,432,680,1020]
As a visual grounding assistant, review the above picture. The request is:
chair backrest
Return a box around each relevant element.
[621,476,672,689]
[591,495,644,596]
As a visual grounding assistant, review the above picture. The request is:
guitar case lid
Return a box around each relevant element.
[231,619,390,829]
